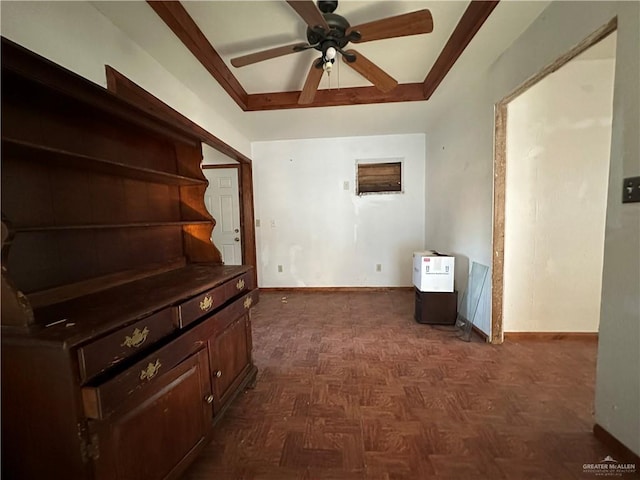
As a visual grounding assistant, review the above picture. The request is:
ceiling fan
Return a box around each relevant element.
[230,0,434,105]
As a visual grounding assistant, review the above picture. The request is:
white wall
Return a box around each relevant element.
[424,79,495,335]
[202,144,238,165]
[503,54,615,333]
[0,1,251,157]
[594,4,640,457]
[425,0,639,456]
[252,134,425,288]
[425,84,495,300]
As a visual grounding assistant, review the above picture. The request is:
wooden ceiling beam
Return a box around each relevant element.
[147,0,500,111]
[246,83,426,111]
[147,1,249,111]
[423,0,500,99]
[244,1,500,111]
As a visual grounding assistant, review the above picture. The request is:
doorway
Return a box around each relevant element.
[491,20,617,343]
[203,166,242,265]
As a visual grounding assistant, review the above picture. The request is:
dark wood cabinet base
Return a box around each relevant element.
[414,289,458,325]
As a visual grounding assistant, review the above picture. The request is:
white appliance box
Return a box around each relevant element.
[412,250,455,292]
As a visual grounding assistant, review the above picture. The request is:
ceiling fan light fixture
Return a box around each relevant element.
[318,1,338,14]
[325,46,337,60]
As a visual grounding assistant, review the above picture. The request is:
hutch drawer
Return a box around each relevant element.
[81,335,199,420]
[225,271,254,299]
[206,290,257,335]
[77,307,175,383]
[175,283,228,328]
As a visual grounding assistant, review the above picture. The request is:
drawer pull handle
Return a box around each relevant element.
[199,295,213,312]
[214,370,222,378]
[236,279,245,290]
[121,327,150,348]
[140,359,161,381]
[243,297,253,309]
[205,394,214,404]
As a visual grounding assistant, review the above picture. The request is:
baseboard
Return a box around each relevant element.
[504,332,598,342]
[472,324,490,342]
[593,424,640,464]
[258,286,414,292]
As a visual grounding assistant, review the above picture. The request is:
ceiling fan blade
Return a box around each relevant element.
[231,42,311,67]
[347,9,433,43]
[342,50,398,93]
[298,60,324,105]
[287,1,330,32]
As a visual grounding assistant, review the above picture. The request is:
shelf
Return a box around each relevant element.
[2,138,207,187]
[13,221,212,233]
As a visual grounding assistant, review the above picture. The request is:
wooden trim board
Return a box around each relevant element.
[492,102,507,345]
[472,324,489,342]
[593,424,640,465]
[202,164,239,169]
[504,332,598,342]
[259,287,414,293]
[146,1,248,110]
[422,1,499,99]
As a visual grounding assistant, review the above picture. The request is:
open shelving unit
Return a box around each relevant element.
[1,38,223,314]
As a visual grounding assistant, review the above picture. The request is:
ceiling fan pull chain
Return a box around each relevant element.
[323,60,333,90]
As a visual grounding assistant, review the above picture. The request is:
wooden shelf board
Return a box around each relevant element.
[2,137,207,187]
[14,221,212,232]
[26,258,188,309]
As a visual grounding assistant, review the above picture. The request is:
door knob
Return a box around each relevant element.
[214,370,222,378]
[234,237,240,242]
[234,228,239,233]
[205,394,214,404]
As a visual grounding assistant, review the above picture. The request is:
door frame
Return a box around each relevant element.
[104,66,258,284]
[491,18,617,343]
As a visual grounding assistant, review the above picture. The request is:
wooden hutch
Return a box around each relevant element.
[1,38,258,479]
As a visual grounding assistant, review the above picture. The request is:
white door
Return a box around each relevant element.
[203,168,242,265]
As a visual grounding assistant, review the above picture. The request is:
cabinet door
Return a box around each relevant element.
[209,312,252,411]
[90,349,212,480]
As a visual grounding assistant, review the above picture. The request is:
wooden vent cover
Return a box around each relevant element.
[357,162,402,194]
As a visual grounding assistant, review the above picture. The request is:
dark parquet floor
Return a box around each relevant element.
[181,290,634,480]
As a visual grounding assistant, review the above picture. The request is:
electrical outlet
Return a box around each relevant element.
[623,177,640,203]
[343,181,350,190]
[376,264,382,272]
[278,265,283,273]
[255,219,261,227]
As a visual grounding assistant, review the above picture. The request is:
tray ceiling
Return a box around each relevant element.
[90,0,552,141]
[103,1,500,111]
